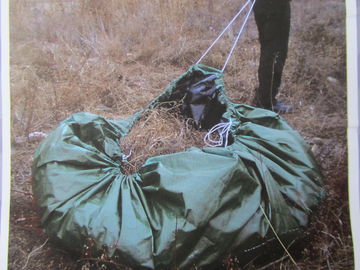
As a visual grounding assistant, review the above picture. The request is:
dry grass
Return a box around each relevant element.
[9,0,351,269]
[120,103,207,175]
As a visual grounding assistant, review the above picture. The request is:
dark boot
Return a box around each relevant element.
[253,94,293,113]
[272,99,293,113]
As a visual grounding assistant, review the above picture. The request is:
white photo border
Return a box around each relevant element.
[346,0,359,268]
[1,0,10,269]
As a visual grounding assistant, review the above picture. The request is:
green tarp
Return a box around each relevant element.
[32,64,324,269]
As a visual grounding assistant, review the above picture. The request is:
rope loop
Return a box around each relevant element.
[204,120,232,147]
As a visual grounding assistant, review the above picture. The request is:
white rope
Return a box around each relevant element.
[222,0,257,72]
[196,0,251,65]
[122,150,132,162]
[204,120,232,147]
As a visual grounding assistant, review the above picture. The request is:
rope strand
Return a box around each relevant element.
[196,0,251,65]
[122,150,132,162]
[221,0,257,72]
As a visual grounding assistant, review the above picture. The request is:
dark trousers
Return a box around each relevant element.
[253,0,291,109]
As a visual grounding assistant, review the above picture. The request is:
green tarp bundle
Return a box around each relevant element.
[32,65,324,269]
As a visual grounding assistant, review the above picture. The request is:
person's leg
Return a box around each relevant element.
[253,0,291,110]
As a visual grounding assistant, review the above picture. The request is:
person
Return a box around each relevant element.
[253,0,293,113]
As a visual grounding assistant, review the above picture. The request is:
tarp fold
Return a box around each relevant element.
[33,64,324,269]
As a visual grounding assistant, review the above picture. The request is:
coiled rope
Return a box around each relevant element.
[204,120,232,147]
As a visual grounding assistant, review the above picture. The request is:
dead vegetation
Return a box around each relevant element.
[9,0,351,269]
[120,103,207,175]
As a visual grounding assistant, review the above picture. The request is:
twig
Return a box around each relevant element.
[259,205,300,269]
[22,238,49,270]
[327,258,332,269]
[13,189,33,197]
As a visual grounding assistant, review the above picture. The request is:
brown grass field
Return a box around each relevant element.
[9,0,351,269]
